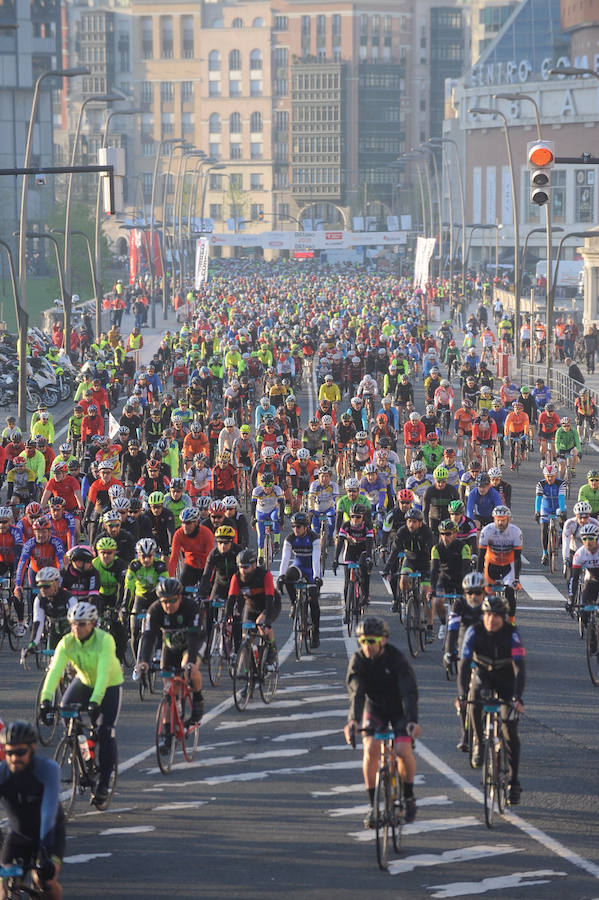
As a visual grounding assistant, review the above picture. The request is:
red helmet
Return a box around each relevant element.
[290,438,301,450]
[426,432,438,440]
[26,502,42,519]
[376,413,387,424]
[398,489,414,503]
[32,515,51,530]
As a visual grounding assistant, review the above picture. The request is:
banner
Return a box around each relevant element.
[207,230,407,250]
[108,413,120,441]
[194,238,210,289]
[413,236,436,288]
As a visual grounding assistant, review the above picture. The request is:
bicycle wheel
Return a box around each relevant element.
[391,770,403,854]
[208,624,224,687]
[374,766,391,871]
[586,613,599,687]
[320,525,328,576]
[263,531,274,570]
[497,739,508,814]
[93,747,118,812]
[259,642,279,704]
[293,603,305,662]
[406,597,420,658]
[181,691,200,762]
[34,679,59,747]
[345,580,354,637]
[353,579,362,631]
[7,612,25,653]
[155,697,176,775]
[483,735,497,828]
[233,642,252,711]
[549,522,557,575]
[54,736,79,820]
[417,594,427,652]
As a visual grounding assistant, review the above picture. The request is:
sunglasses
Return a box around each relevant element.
[582,537,597,541]
[465,589,484,595]
[239,563,254,569]
[161,598,179,605]
[4,747,31,758]
[359,636,383,645]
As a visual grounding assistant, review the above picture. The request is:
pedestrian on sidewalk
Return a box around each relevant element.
[584,327,598,375]
[565,357,585,387]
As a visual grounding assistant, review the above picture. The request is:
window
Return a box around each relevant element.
[576,170,594,223]
[160,81,174,102]
[250,173,263,190]
[142,173,153,200]
[302,15,311,36]
[230,143,242,160]
[209,81,221,97]
[274,111,288,132]
[252,17,265,27]
[182,112,194,133]
[278,202,289,219]
[332,13,341,38]
[209,203,222,220]
[229,49,241,70]
[142,140,155,158]
[141,82,153,104]
[274,79,288,96]
[209,113,221,133]
[251,203,264,220]
[181,81,193,102]
[230,174,243,190]
[250,111,262,133]
[232,17,243,28]
[118,33,130,72]
[230,203,243,219]
[141,112,154,135]
[182,16,194,59]
[161,112,174,136]
[141,17,153,59]
[210,174,223,190]
[250,49,262,70]
[208,50,220,71]
[229,80,241,98]
[251,142,262,160]
[316,14,325,38]
[275,170,289,189]
[274,47,288,69]
[552,169,566,223]
[250,78,262,97]
[274,16,288,31]
[209,143,220,159]
[275,142,288,162]
[229,112,241,133]
[160,16,173,59]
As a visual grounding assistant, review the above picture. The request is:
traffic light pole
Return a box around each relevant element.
[544,201,552,386]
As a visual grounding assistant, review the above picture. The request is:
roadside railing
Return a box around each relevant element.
[521,362,594,414]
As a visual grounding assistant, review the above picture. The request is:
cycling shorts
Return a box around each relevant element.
[1,811,66,868]
[361,703,411,744]
[476,439,494,448]
[399,564,431,586]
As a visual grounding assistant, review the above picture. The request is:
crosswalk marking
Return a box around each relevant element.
[350,816,481,841]
[427,869,568,898]
[520,574,566,604]
[386,844,522,876]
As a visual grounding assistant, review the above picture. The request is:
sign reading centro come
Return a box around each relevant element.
[470,54,599,87]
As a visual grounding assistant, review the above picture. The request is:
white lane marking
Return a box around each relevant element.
[521,554,530,565]
[64,853,112,864]
[312,775,426,797]
[276,683,341,695]
[416,740,599,880]
[280,669,337,679]
[171,758,361,788]
[75,807,134,818]
[590,441,599,453]
[146,747,309,776]
[520,574,565,604]
[427,869,568,898]
[518,606,564,612]
[349,816,481,841]
[387,844,522,876]
[142,787,164,792]
[216,708,347,730]
[320,615,343,621]
[99,825,156,836]
[152,800,215,811]
[319,626,347,632]
[273,728,340,743]
[263,693,348,708]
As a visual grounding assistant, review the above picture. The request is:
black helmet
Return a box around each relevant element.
[70,546,94,564]
[1,720,36,746]
[170,477,184,491]
[350,503,367,517]
[283,564,303,583]
[156,577,183,599]
[481,595,507,618]
[290,512,308,527]
[237,548,257,567]
[356,616,390,638]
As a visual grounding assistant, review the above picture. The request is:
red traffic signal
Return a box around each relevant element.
[527,141,555,170]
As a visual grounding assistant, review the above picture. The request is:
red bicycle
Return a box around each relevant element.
[155,666,200,775]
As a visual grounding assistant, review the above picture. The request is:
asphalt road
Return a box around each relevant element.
[2,350,599,899]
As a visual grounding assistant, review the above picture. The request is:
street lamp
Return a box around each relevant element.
[52,228,97,335]
[549,66,599,81]
[469,106,522,365]
[430,137,466,300]
[148,138,184,326]
[400,155,426,234]
[20,230,67,337]
[419,145,443,280]
[520,225,564,348]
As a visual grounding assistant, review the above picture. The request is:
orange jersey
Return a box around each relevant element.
[454,408,475,432]
[504,411,530,435]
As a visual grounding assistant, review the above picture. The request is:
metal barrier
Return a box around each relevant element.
[521,362,596,414]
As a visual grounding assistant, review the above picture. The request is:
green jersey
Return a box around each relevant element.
[577,484,599,516]
[554,426,580,455]
[336,492,372,524]
[41,626,123,705]
[124,558,168,603]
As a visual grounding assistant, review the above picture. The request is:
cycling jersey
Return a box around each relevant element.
[359,475,388,510]
[577,484,599,516]
[454,408,475,433]
[403,421,426,446]
[535,479,566,518]
[252,484,284,515]
[124,558,168,602]
[279,531,321,581]
[92,556,127,605]
[41,625,123,705]
[472,418,497,444]
[538,411,560,436]
[478,523,523,567]
[405,473,434,509]
[15,538,64,588]
[168,524,215,576]
[562,516,599,562]
[466,487,502,522]
[430,540,471,594]
[335,492,373,526]
[308,480,339,513]
[554,426,580,455]
[504,411,530,435]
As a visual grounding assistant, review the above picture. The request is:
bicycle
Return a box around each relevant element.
[54,703,117,819]
[580,416,594,447]
[584,602,599,687]
[343,560,366,637]
[293,579,313,661]
[0,863,43,899]
[233,621,279,710]
[32,648,69,747]
[155,666,200,775]
[510,435,525,474]
[208,598,233,687]
[439,407,451,437]
[262,520,275,571]
[481,695,511,828]
[547,514,560,575]
[138,646,161,701]
[0,575,26,653]
[405,572,427,658]
[318,511,332,576]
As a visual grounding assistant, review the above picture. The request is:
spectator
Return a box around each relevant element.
[565,357,585,386]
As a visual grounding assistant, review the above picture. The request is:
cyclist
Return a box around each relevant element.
[471,409,497,471]
[14,516,65,607]
[402,412,425,469]
[447,498,478,558]
[335,478,373,532]
[308,465,338,542]
[569,523,599,623]
[535,464,567,566]
[91,537,128,661]
[488,466,512,509]
[381,488,414,552]
[359,463,388,534]
[344,616,420,827]
[562,500,598,585]
[138,577,205,740]
[0,721,64,900]
[405,460,434,511]
[537,403,560,463]
[40,462,84,515]
[575,389,596,436]
[251,472,284,565]
[40,600,123,807]
[444,571,486,750]
[278,512,322,648]
[226,548,280,663]
[168,506,215,585]
[198,524,241,614]
[430,519,471,641]
[466,473,502,531]
[95,510,136,565]
[333,503,374,623]
[418,432,444,474]
[478,505,522,619]
[458,594,525,805]
[125,538,168,650]
[423,466,458,538]
[440,447,463,489]
[145,491,176,556]
[26,568,74,659]
[577,469,599,516]
[163,477,192,529]
[554,417,580,482]
[433,379,454,436]
[504,401,530,470]
[382,507,434,635]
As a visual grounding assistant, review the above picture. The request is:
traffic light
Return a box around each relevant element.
[527,140,554,206]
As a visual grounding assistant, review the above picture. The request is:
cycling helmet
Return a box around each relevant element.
[580,523,599,539]
[448,500,464,514]
[32,516,50,530]
[98,460,114,471]
[462,571,486,592]
[102,510,121,525]
[290,512,309,527]
[433,466,449,481]
[520,386,531,395]
[148,491,165,506]
[588,470,599,480]
[196,497,211,512]
[136,538,157,556]
[426,404,435,414]
[59,442,72,454]
[170,478,184,491]
[181,507,201,523]
[261,447,276,459]
[398,489,414,503]
[108,485,125,501]
[0,507,12,521]
[409,412,420,422]
[561,417,571,426]
[477,473,491,486]
[237,548,257,566]
[0,721,37,746]
[438,519,458,533]
[35,567,61,585]
[410,460,426,474]
[118,426,130,437]
[240,425,251,435]
[356,431,367,440]
[156,577,183,599]
[574,501,593,516]
[88,405,97,415]
[481,595,507,617]
[222,496,239,509]
[25,502,41,519]
[156,439,169,453]
[224,418,235,428]
[545,403,554,413]
[215,525,236,540]
[191,421,202,433]
[356,616,389,638]
[48,496,65,507]
[210,500,226,513]
[488,467,502,479]
[493,505,511,517]
[322,415,333,426]
[297,448,310,460]
[67,601,99,625]
[261,472,274,486]
[96,537,118,552]
[405,508,424,521]
[468,460,482,471]
[345,478,360,491]
[53,462,68,474]
[350,503,367,517]
[112,498,130,513]
[543,464,557,477]
[364,463,377,475]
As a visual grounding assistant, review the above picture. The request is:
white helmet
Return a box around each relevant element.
[487,467,502,478]
[297,448,310,460]
[410,412,420,422]
[136,537,157,556]
[67,601,98,625]
[261,446,275,459]
[574,500,593,516]
[345,477,360,491]
[36,567,61,585]
[224,418,235,427]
